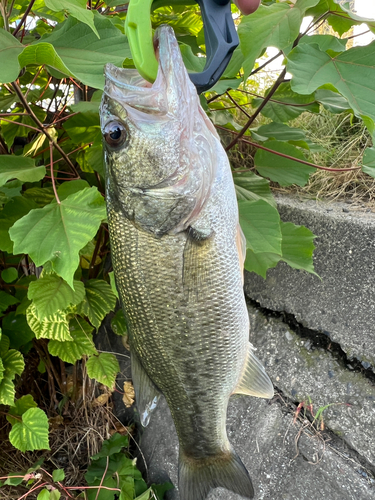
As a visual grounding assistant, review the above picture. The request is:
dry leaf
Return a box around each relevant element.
[123,380,135,407]
[92,393,111,407]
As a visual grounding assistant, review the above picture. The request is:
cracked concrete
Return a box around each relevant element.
[244,194,375,369]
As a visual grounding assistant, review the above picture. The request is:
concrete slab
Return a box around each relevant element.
[244,195,375,368]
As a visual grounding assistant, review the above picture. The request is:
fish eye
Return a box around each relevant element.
[103,121,127,148]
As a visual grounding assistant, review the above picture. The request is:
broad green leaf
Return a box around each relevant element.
[23,187,55,207]
[179,43,205,73]
[238,199,282,255]
[62,111,100,144]
[0,156,46,187]
[7,394,38,425]
[18,43,73,78]
[210,79,241,94]
[255,140,316,187]
[26,303,73,341]
[78,280,117,328]
[0,91,17,112]
[253,82,319,123]
[1,106,46,148]
[299,34,347,53]
[37,490,50,500]
[52,469,65,482]
[86,352,120,388]
[362,147,375,178]
[244,249,281,279]
[0,290,19,315]
[280,222,317,274]
[9,407,50,452]
[108,271,119,299]
[0,196,38,252]
[287,42,375,124]
[0,180,23,201]
[45,0,99,38]
[233,172,276,207]
[28,275,85,319]
[9,187,106,288]
[0,29,24,83]
[50,490,61,500]
[2,312,35,350]
[256,123,307,143]
[314,89,351,114]
[37,14,131,89]
[0,357,4,384]
[1,268,18,283]
[57,179,91,200]
[111,309,127,336]
[48,317,97,363]
[91,433,129,460]
[238,0,320,79]
[0,332,9,357]
[0,349,25,405]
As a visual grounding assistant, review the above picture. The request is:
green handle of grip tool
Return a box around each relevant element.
[125,0,158,83]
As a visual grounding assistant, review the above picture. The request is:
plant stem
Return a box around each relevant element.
[12,82,79,176]
[50,142,61,204]
[225,68,287,151]
[12,0,36,37]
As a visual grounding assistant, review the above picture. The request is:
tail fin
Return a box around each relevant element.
[178,448,254,500]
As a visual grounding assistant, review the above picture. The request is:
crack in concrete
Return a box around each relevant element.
[247,297,375,385]
[271,385,375,481]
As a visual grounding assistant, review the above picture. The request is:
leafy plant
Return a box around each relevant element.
[0,0,373,468]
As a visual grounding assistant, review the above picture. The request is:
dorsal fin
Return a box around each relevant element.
[232,343,274,399]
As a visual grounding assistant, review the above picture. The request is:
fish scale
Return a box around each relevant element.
[101,24,273,500]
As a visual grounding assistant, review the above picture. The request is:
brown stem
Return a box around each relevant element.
[11,82,80,176]
[12,0,36,37]
[25,66,45,98]
[225,68,287,151]
[225,91,252,119]
[50,141,61,204]
[250,50,283,76]
[217,126,362,172]
[0,116,41,132]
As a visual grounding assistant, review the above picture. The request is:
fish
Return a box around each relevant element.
[100,24,274,500]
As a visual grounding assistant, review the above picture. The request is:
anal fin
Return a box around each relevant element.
[233,343,274,399]
[131,350,161,427]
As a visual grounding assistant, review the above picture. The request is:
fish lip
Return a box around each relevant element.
[104,24,176,91]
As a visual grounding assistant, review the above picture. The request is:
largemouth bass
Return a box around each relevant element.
[100,24,273,500]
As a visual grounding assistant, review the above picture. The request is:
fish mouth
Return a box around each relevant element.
[103,25,193,114]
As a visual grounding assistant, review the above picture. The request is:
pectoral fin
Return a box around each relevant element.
[233,344,274,399]
[131,350,161,427]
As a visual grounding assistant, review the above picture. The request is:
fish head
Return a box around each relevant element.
[101,24,218,236]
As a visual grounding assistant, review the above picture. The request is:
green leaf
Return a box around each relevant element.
[238,0,320,79]
[0,28,24,84]
[57,179,91,200]
[0,156,46,187]
[9,187,106,288]
[362,147,375,178]
[1,106,46,148]
[0,290,19,315]
[1,268,18,283]
[9,407,49,452]
[298,34,347,53]
[37,490,50,500]
[18,42,73,79]
[50,490,61,500]
[253,82,319,123]
[256,122,307,143]
[314,88,351,114]
[78,280,117,328]
[28,275,85,319]
[7,394,38,426]
[48,317,97,363]
[179,43,205,73]
[244,249,281,279]
[0,196,38,253]
[86,353,119,388]
[36,14,131,89]
[91,433,129,460]
[0,333,9,357]
[45,0,100,38]
[23,187,55,207]
[108,271,119,299]
[52,469,65,482]
[2,312,35,350]
[287,41,375,124]
[62,111,100,144]
[233,172,276,207]
[0,349,25,405]
[238,200,282,255]
[111,309,127,337]
[26,303,73,341]
[254,140,316,187]
[280,222,317,274]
